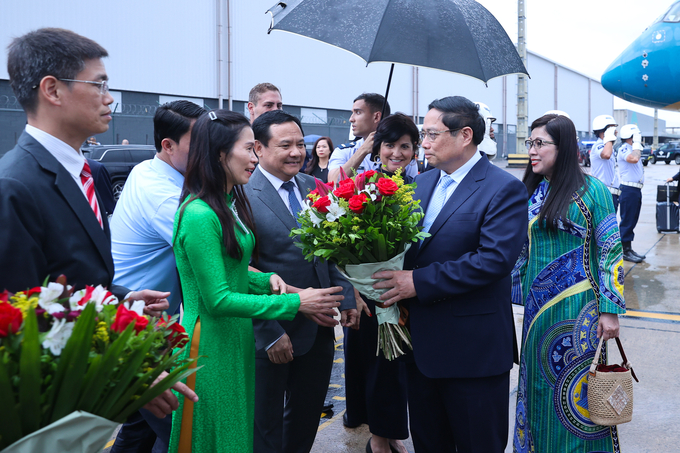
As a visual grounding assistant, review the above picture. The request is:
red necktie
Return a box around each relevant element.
[81,160,103,228]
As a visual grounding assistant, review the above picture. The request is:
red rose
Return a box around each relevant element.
[0,302,23,337]
[158,318,189,348]
[376,178,399,196]
[0,290,8,303]
[312,196,331,213]
[27,287,42,297]
[333,182,356,200]
[309,188,319,197]
[111,304,148,334]
[348,193,368,213]
[362,170,377,179]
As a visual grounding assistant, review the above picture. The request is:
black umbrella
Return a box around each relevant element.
[267,0,529,115]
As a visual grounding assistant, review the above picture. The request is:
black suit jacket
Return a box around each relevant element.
[405,157,527,379]
[244,168,355,358]
[0,132,127,299]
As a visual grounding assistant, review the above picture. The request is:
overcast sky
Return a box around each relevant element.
[476,0,680,127]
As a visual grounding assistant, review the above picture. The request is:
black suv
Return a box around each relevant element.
[651,142,680,165]
[82,145,156,200]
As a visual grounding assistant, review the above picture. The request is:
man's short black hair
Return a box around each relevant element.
[428,96,485,146]
[7,28,108,114]
[153,101,206,152]
[354,93,391,117]
[252,110,304,147]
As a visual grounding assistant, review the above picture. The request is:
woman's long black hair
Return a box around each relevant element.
[176,109,259,261]
[304,136,333,175]
[522,114,587,230]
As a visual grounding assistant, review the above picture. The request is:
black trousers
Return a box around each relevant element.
[406,363,510,453]
[619,185,642,242]
[110,409,171,453]
[344,298,408,439]
[254,326,334,453]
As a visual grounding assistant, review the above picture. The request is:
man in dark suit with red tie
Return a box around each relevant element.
[0,27,196,421]
[373,96,528,453]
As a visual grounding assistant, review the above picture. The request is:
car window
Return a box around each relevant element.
[100,150,130,162]
[130,149,155,161]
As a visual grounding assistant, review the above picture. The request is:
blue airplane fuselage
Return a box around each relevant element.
[601,2,680,111]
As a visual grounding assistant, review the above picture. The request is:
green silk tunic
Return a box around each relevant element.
[169,196,300,453]
[512,176,626,453]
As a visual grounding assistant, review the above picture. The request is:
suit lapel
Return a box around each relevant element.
[21,134,114,276]
[251,167,298,230]
[418,158,488,253]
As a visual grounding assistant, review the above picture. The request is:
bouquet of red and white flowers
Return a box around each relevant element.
[291,169,428,360]
[0,276,196,453]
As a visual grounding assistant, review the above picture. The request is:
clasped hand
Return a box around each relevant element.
[371,270,416,307]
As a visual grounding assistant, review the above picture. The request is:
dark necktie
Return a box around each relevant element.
[281,181,302,226]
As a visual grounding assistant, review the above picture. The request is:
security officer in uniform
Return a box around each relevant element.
[590,115,620,211]
[617,124,646,263]
[328,93,418,182]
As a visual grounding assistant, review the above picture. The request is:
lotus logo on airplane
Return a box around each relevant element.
[601,1,680,111]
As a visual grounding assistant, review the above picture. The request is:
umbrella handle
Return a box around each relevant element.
[382,63,395,119]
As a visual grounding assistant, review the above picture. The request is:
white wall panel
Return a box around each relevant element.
[1,0,612,129]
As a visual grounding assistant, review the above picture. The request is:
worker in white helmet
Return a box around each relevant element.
[590,115,620,212]
[544,110,571,118]
[476,102,497,160]
[617,124,645,263]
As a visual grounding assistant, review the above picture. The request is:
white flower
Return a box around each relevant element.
[124,300,146,316]
[69,289,88,311]
[38,282,64,309]
[90,285,118,311]
[46,303,66,315]
[326,201,346,222]
[362,185,378,201]
[42,319,74,356]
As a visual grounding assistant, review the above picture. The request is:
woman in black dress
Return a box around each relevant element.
[344,113,419,453]
[304,136,333,182]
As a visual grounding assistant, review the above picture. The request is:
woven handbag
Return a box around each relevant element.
[587,336,639,426]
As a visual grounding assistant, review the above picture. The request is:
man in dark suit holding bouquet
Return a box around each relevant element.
[373,96,528,453]
[245,110,356,453]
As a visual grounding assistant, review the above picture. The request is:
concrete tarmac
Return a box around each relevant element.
[102,160,680,453]
[308,160,680,453]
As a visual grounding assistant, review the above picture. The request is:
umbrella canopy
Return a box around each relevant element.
[267,0,528,84]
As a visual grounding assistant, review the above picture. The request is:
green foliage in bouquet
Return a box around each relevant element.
[0,278,198,450]
[291,169,429,267]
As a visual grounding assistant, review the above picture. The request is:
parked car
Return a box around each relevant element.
[641,146,652,166]
[578,141,595,167]
[651,142,680,165]
[81,144,156,200]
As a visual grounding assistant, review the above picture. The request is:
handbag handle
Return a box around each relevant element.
[589,336,639,383]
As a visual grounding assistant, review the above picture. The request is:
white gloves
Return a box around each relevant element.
[603,126,617,143]
[632,132,642,143]
[632,141,643,151]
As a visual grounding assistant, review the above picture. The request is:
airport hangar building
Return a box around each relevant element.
[0,1,614,157]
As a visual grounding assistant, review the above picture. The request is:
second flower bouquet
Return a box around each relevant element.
[291,168,429,360]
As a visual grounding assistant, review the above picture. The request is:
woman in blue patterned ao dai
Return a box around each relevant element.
[511,114,626,453]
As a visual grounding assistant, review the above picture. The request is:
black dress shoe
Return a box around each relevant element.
[321,402,334,412]
[343,412,360,428]
[366,438,400,453]
[623,250,643,263]
[630,249,646,259]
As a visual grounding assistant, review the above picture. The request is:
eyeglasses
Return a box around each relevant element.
[58,78,110,95]
[419,128,461,142]
[525,138,556,151]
